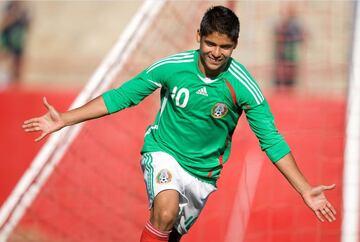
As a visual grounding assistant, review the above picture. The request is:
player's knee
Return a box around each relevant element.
[158,208,178,224]
[151,189,180,230]
[153,208,178,230]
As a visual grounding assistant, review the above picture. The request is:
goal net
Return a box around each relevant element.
[0,1,355,242]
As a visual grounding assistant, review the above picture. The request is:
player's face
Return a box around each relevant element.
[197,31,237,77]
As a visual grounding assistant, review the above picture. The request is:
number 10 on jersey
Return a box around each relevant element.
[171,86,190,108]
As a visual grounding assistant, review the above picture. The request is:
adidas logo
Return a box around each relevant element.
[196,87,208,96]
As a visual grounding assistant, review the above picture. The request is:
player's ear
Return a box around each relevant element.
[196,29,201,43]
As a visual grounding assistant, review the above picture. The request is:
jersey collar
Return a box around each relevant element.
[196,74,219,84]
[194,49,230,84]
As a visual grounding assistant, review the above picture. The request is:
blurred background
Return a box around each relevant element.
[0,0,356,242]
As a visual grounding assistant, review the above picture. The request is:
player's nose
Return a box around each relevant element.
[211,47,221,58]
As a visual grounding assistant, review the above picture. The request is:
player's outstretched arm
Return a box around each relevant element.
[274,153,336,223]
[22,96,108,142]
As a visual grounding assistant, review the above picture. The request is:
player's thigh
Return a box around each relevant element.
[141,152,185,209]
[151,189,180,224]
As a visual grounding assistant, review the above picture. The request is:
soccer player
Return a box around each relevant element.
[23,6,336,242]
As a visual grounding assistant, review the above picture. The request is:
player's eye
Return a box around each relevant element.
[221,45,233,50]
[205,41,216,47]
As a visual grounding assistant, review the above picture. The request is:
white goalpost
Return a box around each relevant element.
[341,1,360,242]
[0,1,165,241]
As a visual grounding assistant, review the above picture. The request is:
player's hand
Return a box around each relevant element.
[22,97,65,142]
[301,184,336,222]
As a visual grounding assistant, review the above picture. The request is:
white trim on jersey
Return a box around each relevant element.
[229,63,264,105]
[147,51,194,67]
[196,74,219,84]
[144,125,158,136]
[146,59,194,74]
[148,54,194,70]
[159,88,170,117]
[146,52,195,73]
[229,67,263,105]
[149,80,162,87]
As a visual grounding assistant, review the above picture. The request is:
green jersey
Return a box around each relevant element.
[102,50,290,185]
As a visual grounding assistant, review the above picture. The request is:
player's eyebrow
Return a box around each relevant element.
[220,44,234,49]
[204,40,216,46]
[204,40,234,49]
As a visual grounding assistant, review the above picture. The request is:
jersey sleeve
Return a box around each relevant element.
[244,100,291,162]
[102,64,166,114]
[231,62,290,162]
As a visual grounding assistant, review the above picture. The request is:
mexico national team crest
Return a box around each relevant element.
[156,169,172,184]
[211,102,228,119]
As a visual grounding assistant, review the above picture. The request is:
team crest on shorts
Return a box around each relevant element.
[211,102,228,119]
[156,169,172,184]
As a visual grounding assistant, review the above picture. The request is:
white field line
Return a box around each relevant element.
[225,150,264,242]
[0,1,165,241]
[341,1,360,242]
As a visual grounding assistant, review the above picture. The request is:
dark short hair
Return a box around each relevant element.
[199,6,240,43]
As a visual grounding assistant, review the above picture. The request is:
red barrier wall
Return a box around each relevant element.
[0,86,77,207]
[0,87,344,242]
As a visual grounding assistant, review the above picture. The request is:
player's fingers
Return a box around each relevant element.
[23,122,42,132]
[22,121,38,128]
[24,123,41,131]
[35,132,47,142]
[24,127,41,132]
[23,118,40,125]
[327,202,336,215]
[322,184,336,191]
[319,208,333,222]
[315,210,324,222]
[43,96,52,110]
[323,207,336,222]
[320,208,330,221]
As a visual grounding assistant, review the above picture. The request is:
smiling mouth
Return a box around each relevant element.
[207,56,223,65]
